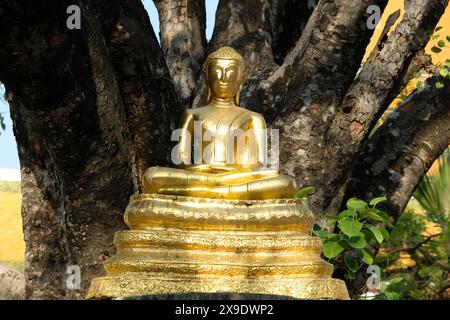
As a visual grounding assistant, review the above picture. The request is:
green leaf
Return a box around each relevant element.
[436,82,444,89]
[446,59,450,68]
[379,280,388,293]
[338,239,350,249]
[323,214,339,224]
[356,248,373,265]
[294,186,316,199]
[384,291,400,300]
[388,277,404,285]
[447,35,450,43]
[346,198,367,211]
[379,227,390,241]
[338,209,356,220]
[431,46,442,53]
[438,40,446,48]
[344,271,356,280]
[369,196,387,207]
[413,71,421,78]
[416,81,425,91]
[435,26,443,32]
[348,236,366,249]
[360,209,386,222]
[322,241,345,259]
[338,219,363,237]
[326,233,340,240]
[375,211,395,228]
[430,34,440,39]
[354,231,365,238]
[368,226,384,244]
[439,68,448,77]
[344,255,360,272]
[312,224,328,238]
[362,229,375,243]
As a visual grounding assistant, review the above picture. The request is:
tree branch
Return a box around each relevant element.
[193,0,282,108]
[271,0,316,64]
[0,0,183,298]
[417,248,450,272]
[345,75,449,294]
[91,0,181,190]
[0,0,141,298]
[262,0,388,211]
[384,234,441,255]
[323,0,448,210]
[154,0,207,108]
[345,75,450,220]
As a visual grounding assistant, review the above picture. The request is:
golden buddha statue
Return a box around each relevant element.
[142,47,296,200]
[87,47,349,300]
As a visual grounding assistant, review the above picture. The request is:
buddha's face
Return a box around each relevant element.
[206,58,241,100]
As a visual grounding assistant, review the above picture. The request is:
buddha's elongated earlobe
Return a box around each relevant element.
[207,88,212,103]
[234,85,242,106]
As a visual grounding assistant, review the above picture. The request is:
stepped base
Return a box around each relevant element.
[87,194,349,300]
[88,273,349,300]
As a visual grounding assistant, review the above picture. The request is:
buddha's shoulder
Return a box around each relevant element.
[235,106,265,122]
[184,105,264,121]
[183,106,210,117]
[247,108,264,118]
[219,106,263,120]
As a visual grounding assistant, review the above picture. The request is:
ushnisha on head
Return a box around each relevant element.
[204,47,246,105]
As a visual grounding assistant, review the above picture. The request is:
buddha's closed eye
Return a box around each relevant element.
[226,70,234,79]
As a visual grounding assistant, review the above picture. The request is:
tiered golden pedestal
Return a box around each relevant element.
[87,194,349,299]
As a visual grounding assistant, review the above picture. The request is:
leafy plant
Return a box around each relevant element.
[294,186,316,199]
[414,150,449,224]
[313,197,392,280]
[374,150,450,300]
[419,26,450,91]
[297,151,450,299]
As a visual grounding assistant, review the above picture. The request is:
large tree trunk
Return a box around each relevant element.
[0,0,178,299]
[0,0,448,298]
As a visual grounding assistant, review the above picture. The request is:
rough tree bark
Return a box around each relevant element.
[0,0,178,299]
[324,0,447,210]
[0,0,448,299]
[347,75,450,220]
[153,0,207,108]
[343,75,450,296]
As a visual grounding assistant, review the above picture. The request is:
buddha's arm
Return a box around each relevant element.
[250,114,268,168]
[176,111,194,165]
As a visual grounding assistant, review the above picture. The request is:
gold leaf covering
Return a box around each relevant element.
[87,194,349,300]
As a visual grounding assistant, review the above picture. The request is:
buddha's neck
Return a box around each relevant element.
[211,97,235,108]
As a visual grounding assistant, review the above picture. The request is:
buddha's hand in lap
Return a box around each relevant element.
[142,166,296,200]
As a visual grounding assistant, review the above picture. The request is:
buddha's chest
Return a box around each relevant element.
[195,109,252,134]
[192,110,257,164]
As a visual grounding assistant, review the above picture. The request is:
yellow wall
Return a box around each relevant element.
[0,191,25,266]
[366,1,450,64]
[368,1,450,177]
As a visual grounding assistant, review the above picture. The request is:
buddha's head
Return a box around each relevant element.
[204,47,246,105]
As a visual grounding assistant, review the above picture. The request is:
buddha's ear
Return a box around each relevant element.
[207,88,212,104]
[234,85,242,106]
[204,63,212,103]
